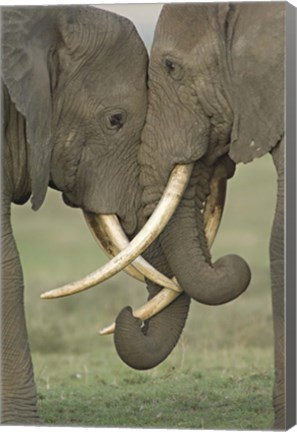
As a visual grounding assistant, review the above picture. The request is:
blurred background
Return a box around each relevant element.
[10,4,277,428]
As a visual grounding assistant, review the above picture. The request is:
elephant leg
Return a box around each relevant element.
[1,196,39,424]
[270,139,285,429]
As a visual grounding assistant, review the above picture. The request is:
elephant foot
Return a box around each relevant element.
[1,415,41,426]
[1,397,40,425]
[272,402,285,430]
[272,378,285,430]
[1,417,41,425]
[272,417,285,431]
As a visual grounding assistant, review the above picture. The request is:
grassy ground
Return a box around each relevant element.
[11,154,277,429]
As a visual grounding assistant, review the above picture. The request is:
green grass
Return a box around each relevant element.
[11,154,277,429]
[33,348,273,429]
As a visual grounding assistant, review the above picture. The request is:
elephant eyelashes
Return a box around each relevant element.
[164,58,184,81]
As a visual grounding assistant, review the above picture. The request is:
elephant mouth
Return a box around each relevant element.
[62,192,79,209]
[48,180,79,209]
[48,179,79,210]
[40,161,234,334]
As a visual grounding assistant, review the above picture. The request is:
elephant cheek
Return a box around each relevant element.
[69,179,138,237]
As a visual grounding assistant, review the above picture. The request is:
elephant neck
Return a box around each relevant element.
[3,85,32,206]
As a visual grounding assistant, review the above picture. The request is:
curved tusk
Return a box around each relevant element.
[99,278,182,335]
[84,212,145,283]
[84,212,180,292]
[204,163,228,248]
[40,164,193,300]
[100,162,228,335]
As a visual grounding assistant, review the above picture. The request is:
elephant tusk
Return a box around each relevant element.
[99,278,182,335]
[84,212,145,283]
[100,163,228,335]
[84,212,180,292]
[203,163,228,248]
[40,164,193,300]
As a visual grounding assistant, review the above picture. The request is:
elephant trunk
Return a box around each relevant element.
[113,242,190,370]
[114,292,190,370]
[159,161,251,305]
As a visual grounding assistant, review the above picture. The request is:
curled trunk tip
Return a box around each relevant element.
[188,253,251,305]
[114,293,190,370]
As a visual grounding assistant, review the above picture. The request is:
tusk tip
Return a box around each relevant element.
[99,323,115,335]
[40,292,51,299]
[40,290,62,300]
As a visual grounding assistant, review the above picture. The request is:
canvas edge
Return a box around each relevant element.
[285,1,297,429]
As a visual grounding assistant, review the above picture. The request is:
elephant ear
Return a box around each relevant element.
[2,7,56,210]
[226,3,285,164]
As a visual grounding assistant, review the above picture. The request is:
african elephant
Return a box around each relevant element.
[1,5,167,424]
[110,2,286,428]
[2,4,198,423]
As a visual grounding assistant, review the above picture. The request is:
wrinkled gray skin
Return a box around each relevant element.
[115,3,285,428]
[2,6,190,424]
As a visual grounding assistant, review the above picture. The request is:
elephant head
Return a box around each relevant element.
[138,2,285,302]
[104,3,285,368]
[2,6,148,233]
[2,5,152,422]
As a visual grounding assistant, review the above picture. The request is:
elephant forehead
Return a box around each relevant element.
[153,4,218,54]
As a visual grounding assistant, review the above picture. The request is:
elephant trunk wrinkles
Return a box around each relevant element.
[113,242,190,370]
[114,293,190,370]
[159,161,251,305]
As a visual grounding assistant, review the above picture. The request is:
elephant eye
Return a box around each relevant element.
[109,113,124,129]
[102,108,127,134]
[165,59,175,72]
[106,111,127,133]
[164,58,184,81]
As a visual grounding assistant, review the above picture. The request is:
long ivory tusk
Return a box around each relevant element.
[100,163,228,335]
[84,212,145,283]
[40,164,193,300]
[204,164,228,248]
[84,212,180,292]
